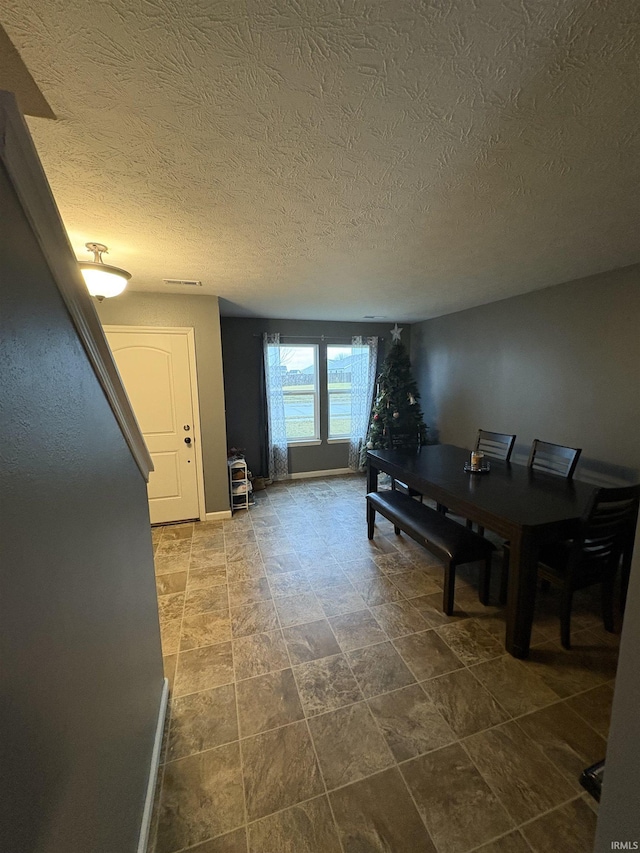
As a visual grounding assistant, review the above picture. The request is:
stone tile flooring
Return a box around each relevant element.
[148,475,618,853]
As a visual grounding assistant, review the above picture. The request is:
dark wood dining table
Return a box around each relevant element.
[366,444,598,658]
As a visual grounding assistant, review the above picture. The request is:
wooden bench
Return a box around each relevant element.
[366,489,495,615]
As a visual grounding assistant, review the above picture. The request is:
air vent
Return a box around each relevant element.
[363,315,387,319]
[163,278,202,287]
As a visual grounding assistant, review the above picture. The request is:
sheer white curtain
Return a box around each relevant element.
[263,333,289,481]
[348,336,378,471]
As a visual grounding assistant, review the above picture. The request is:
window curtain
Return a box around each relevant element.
[348,336,378,471]
[263,333,289,481]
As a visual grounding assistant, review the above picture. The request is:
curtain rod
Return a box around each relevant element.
[253,334,384,341]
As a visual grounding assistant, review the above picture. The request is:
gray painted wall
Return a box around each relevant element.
[97,292,229,513]
[410,265,640,482]
[221,318,410,476]
[0,164,163,852]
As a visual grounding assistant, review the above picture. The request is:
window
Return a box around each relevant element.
[280,344,319,442]
[265,337,377,461]
[327,345,354,440]
[327,343,374,441]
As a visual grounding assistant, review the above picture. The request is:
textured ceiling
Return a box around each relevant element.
[3,0,639,320]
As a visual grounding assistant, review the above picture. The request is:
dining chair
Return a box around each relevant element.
[502,484,640,649]
[476,429,517,462]
[528,439,582,479]
[388,425,424,502]
[464,430,517,532]
[499,440,582,602]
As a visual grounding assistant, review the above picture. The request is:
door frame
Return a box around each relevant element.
[104,325,207,522]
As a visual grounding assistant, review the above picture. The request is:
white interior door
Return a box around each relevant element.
[105,328,202,525]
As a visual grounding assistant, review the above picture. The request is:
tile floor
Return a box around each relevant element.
[148,474,618,853]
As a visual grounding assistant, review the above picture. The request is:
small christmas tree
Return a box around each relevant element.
[364,326,427,455]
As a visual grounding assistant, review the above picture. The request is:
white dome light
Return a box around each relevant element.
[78,242,131,301]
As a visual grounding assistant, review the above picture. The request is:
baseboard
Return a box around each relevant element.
[137,677,169,853]
[205,510,232,521]
[288,467,353,480]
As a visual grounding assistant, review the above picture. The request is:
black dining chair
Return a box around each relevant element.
[499,440,582,602]
[528,439,582,479]
[502,484,639,649]
[388,425,424,502]
[464,430,517,533]
[476,429,517,462]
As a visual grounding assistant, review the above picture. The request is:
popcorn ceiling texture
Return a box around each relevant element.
[3,0,639,320]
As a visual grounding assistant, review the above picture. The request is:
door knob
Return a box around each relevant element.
[184,437,192,445]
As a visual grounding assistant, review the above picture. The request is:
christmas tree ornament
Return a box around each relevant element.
[393,411,400,419]
[390,323,403,342]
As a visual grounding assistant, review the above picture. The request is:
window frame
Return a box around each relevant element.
[280,343,320,445]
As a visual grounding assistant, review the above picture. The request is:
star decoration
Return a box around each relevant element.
[390,323,403,342]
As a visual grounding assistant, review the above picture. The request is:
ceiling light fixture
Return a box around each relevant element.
[79,242,131,301]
